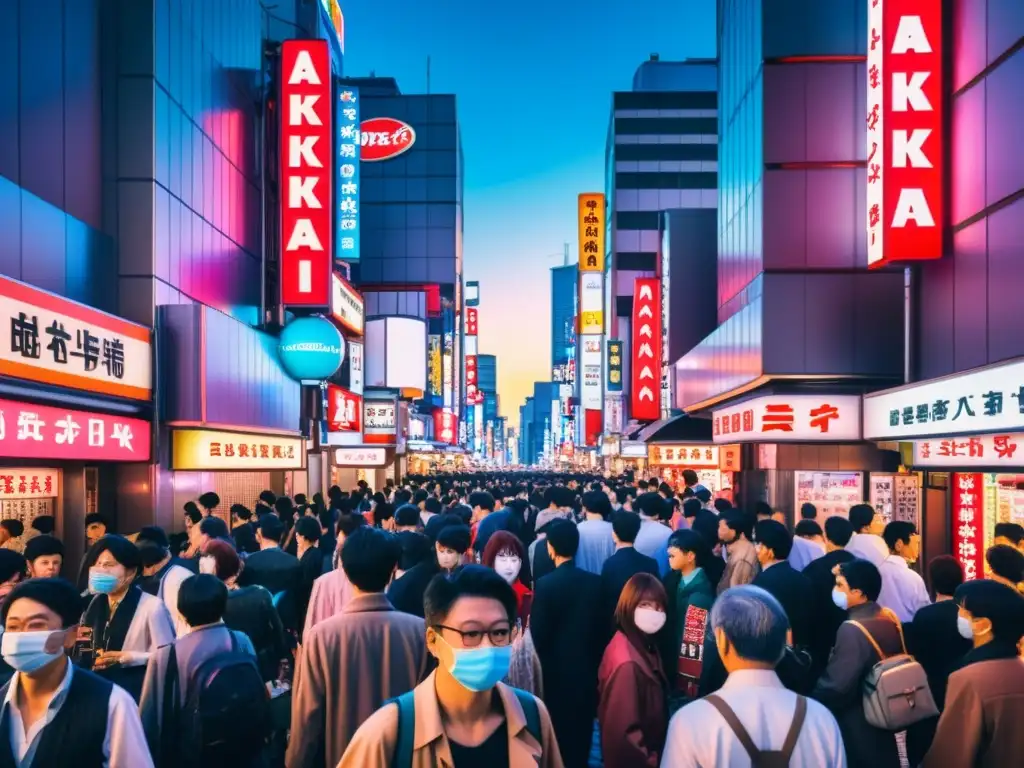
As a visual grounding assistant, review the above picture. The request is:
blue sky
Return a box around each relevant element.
[341,0,715,425]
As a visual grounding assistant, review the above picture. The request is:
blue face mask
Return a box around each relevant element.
[439,636,513,692]
[1,630,65,674]
[89,570,121,595]
[832,588,849,610]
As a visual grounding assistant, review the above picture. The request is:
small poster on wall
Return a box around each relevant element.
[794,472,863,519]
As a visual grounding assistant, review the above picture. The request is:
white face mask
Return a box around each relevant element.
[199,556,217,576]
[494,554,522,585]
[634,607,667,635]
[437,548,461,570]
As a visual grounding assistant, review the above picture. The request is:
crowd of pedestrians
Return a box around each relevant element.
[0,474,1022,766]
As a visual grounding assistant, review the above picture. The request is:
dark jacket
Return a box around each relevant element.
[905,599,972,709]
[224,584,289,682]
[801,548,856,676]
[600,546,660,631]
[386,559,442,618]
[812,602,903,767]
[233,522,259,554]
[531,561,605,768]
[662,567,715,696]
[689,508,719,550]
[752,561,815,651]
[238,546,301,596]
[298,546,323,632]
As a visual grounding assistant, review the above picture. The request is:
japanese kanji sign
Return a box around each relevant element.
[648,445,719,469]
[280,40,332,309]
[913,433,1024,467]
[578,271,603,335]
[0,276,152,400]
[327,384,361,433]
[863,358,1024,440]
[334,447,387,467]
[867,0,943,268]
[336,86,360,262]
[951,472,984,581]
[359,117,416,161]
[607,339,623,393]
[577,193,605,272]
[331,272,364,336]
[0,470,59,500]
[171,429,304,471]
[580,335,602,410]
[631,279,662,421]
[0,398,150,462]
[364,399,397,444]
[433,408,456,445]
[712,395,862,444]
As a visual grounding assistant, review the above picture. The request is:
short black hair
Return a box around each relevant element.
[994,522,1024,544]
[337,512,367,537]
[658,482,674,498]
[581,490,612,519]
[424,565,517,628]
[682,498,703,519]
[839,558,883,602]
[883,521,917,552]
[800,502,818,520]
[258,490,277,506]
[713,498,732,513]
[135,525,169,550]
[545,519,579,558]
[0,520,24,538]
[436,524,471,554]
[928,555,963,597]
[177,574,227,626]
[720,508,753,540]
[230,504,252,521]
[395,504,421,528]
[294,516,322,543]
[0,550,25,584]
[611,511,642,543]
[183,503,202,525]
[754,519,793,560]
[986,544,1024,584]
[1,578,82,628]
[681,469,699,486]
[24,535,63,563]
[424,497,442,515]
[412,489,428,505]
[543,485,574,510]
[85,513,108,528]
[824,516,854,547]
[848,503,877,533]
[258,514,285,543]
[695,488,712,504]
[341,527,401,592]
[469,491,495,513]
[397,531,433,571]
[274,497,294,519]
[635,492,665,520]
[795,519,823,539]
[31,516,55,534]
[91,535,143,572]
[615,486,636,505]
[198,516,229,539]
[198,491,220,510]
[668,529,711,567]
[753,501,773,520]
[955,579,1024,643]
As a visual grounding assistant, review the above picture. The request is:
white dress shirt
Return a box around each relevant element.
[3,658,154,768]
[660,669,847,767]
[846,533,889,567]
[877,555,931,622]
[788,536,825,572]
[156,563,193,638]
[115,591,177,666]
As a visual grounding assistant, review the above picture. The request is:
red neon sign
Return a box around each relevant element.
[359,118,416,162]
[327,384,362,432]
[951,472,984,581]
[0,399,150,462]
[631,279,662,421]
[433,408,456,444]
[280,40,332,308]
[867,1,943,268]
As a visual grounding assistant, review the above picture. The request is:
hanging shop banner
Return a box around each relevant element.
[607,339,623,393]
[465,355,479,405]
[346,340,364,395]
[584,408,602,447]
[913,433,1024,467]
[0,469,59,500]
[869,473,921,527]
[0,276,152,400]
[578,272,603,335]
[360,117,416,161]
[364,399,398,444]
[864,358,1024,440]
[171,429,304,471]
[433,408,456,444]
[334,447,387,467]
[952,472,984,580]
[465,281,480,307]
[713,394,862,444]
[867,0,943,268]
[331,272,364,336]
[428,335,443,397]
[631,279,662,421]
[794,471,864,519]
[577,193,605,272]
[327,384,361,432]
[280,39,332,309]
[649,445,719,469]
[443,332,453,408]
[0,399,149,462]
[465,307,478,336]
[336,85,360,262]
[580,335,602,410]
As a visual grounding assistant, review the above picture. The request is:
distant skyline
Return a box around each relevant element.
[341,0,716,425]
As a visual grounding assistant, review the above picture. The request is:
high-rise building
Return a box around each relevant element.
[550,263,577,374]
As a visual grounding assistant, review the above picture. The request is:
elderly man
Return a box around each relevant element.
[661,586,847,767]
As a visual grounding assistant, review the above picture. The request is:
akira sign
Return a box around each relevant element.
[866,0,943,268]
[360,118,416,161]
[280,40,332,309]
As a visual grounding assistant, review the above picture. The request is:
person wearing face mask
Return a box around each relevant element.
[812,558,902,767]
[287,527,427,768]
[80,536,175,701]
[921,579,1024,767]
[340,565,564,768]
[597,573,670,768]
[876,520,930,622]
[0,578,153,767]
[388,520,470,619]
[662,529,715,700]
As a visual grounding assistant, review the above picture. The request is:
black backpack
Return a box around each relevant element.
[162,632,271,766]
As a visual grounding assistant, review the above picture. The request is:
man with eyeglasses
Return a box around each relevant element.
[287,527,428,768]
[341,565,565,767]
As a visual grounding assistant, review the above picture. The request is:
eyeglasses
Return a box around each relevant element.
[433,623,512,648]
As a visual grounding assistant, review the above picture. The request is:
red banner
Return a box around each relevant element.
[465,307,478,336]
[631,278,662,421]
[327,384,361,432]
[584,409,602,447]
[0,398,150,462]
[433,408,456,444]
[952,472,984,581]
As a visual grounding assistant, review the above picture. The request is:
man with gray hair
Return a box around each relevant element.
[660,586,847,767]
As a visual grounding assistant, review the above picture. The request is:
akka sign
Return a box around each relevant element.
[951,472,984,581]
[327,384,361,433]
[280,40,332,309]
[360,118,416,161]
[866,0,943,268]
[0,275,152,400]
[914,433,1024,467]
[433,408,456,444]
[712,395,863,444]
[631,279,662,421]
[0,398,150,462]
[171,428,304,471]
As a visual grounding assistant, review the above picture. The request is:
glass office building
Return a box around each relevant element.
[550,264,577,372]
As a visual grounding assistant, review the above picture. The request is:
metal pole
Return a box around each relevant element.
[904,267,913,383]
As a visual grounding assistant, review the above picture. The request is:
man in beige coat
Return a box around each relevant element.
[286,527,428,768]
[340,565,563,768]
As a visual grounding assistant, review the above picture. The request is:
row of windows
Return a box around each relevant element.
[614,91,717,110]
[616,160,718,173]
[361,176,459,203]
[360,202,458,230]
[360,149,460,178]
[615,188,718,212]
[360,227,457,260]
[615,117,717,135]
[614,143,718,161]
[616,171,717,190]
[615,134,718,145]
[614,109,717,118]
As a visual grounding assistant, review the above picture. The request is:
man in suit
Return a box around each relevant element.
[600,511,659,634]
[531,519,604,768]
[802,516,857,676]
[752,520,815,651]
[237,514,302,629]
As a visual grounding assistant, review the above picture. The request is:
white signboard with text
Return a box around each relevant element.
[713,395,862,444]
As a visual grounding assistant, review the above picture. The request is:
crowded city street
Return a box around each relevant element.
[0,0,1022,765]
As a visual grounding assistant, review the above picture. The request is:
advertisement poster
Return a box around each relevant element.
[794,471,863,519]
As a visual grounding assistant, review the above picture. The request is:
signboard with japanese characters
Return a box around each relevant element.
[606,339,623,393]
[346,340,364,395]
[171,429,304,471]
[331,272,364,336]
[433,408,456,445]
[578,272,603,335]
[952,472,984,580]
[0,399,149,462]
[0,470,59,500]
[336,86,360,262]
[867,0,943,268]
[913,433,1024,467]
[364,399,397,444]
[795,472,864,519]
[334,447,387,467]
[0,276,152,400]
[326,384,361,433]
[893,474,921,526]
[359,117,416,161]
[577,193,605,272]
[580,335,602,410]
[648,445,719,469]
[631,279,661,421]
[713,395,862,444]
[864,359,1024,440]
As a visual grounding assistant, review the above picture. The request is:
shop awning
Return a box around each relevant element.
[622,422,646,440]
[638,413,714,444]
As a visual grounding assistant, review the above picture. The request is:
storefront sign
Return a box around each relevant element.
[336,87,360,261]
[280,40,332,309]
[465,354,479,406]
[465,307,478,336]
[719,444,742,472]
[631,279,662,421]
[865,359,1024,440]
[277,316,345,383]
[433,408,456,444]
[952,472,984,580]
[334,447,387,467]
[0,399,149,462]
[364,399,397,444]
[584,408,602,448]
[913,433,1024,467]
[578,272,603,334]
[713,395,862,443]
[428,335,442,397]
[867,0,944,268]
[795,471,864,519]
[621,442,647,458]
[869,473,921,526]
[465,281,480,307]
[649,444,719,469]
[171,429,304,471]
[347,340,363,394]
[327,384,361,432]
[0,469,59,499]
[607,339,623,393]
[580,335,602,410]
[601,436,620,457]
[359,117,416,161]
[331,272,364,335]
[442,332,453,408]
[577,193,605,272]
[0,276,152,400]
